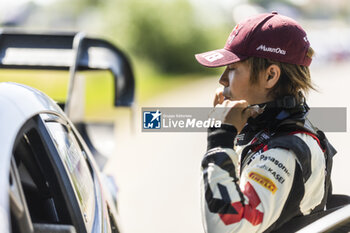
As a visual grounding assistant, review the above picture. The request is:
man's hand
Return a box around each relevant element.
[210,100,253,133]
[211,88,260,132]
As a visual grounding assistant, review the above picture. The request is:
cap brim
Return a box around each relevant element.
[195,49,247,68]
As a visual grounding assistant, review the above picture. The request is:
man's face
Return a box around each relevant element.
[219,61,266,105]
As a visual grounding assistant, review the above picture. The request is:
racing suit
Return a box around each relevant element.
[201,99,335,233]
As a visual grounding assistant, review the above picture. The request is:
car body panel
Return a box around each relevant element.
[297,205,350,233]
[0,82,119,232]
[0,82,64,233]
[0,205,9,233]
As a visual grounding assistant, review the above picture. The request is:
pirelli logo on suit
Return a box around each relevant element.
[248,171,277,194]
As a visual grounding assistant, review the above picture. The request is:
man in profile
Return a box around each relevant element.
[195,12,336,232]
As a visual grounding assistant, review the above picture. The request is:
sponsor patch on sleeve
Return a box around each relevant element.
[248,171,277,194]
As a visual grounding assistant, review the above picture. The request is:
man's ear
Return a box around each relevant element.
[264,64,280,89]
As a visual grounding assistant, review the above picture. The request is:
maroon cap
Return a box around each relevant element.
[195,12,312,67]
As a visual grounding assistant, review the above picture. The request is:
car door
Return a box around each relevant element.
[10,113,110,233]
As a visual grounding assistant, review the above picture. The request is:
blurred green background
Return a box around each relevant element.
[0,0,350,120]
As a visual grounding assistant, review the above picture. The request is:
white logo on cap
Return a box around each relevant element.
[203,52,224,62]
[256,45,286,55]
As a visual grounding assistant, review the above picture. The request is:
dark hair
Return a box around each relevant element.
[245,47,316,100]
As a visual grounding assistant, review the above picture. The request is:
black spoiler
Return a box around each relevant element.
[0,30,135,108]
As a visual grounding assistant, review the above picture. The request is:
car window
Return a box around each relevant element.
[45,121,95,229]
[11,117,79,232]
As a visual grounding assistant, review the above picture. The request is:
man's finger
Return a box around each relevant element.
[213,87,225,106]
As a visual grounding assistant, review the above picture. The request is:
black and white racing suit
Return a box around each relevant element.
[200,105,334,233]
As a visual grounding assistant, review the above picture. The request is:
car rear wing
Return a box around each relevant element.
[0,30,135,112]
[0,30,135,168]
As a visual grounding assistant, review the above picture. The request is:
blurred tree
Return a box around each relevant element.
[102,0,226,74]
[248,0,297,11]
[63,0,99,15]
